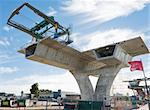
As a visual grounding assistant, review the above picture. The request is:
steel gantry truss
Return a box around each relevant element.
[7,3,73,45]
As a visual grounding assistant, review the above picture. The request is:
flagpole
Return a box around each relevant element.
[141,60,150,109]
[142,70,150,109]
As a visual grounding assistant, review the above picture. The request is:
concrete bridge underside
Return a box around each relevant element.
[71,64,123,101]
[19,37,149,101]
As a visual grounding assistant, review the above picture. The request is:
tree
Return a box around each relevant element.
[30,83,39,98]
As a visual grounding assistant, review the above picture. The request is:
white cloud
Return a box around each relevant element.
[0,54,10,65]
[0,85,29,95]
[0,72,101,95]
[0,67,19,74]
[1,71,80,95]
[89,75,98,90]
[0,40,7,46]
[3,25,13,32]
[0,38,10,47]
[0,53,19,65]
[46,7,57,16]
[1,65,150,95]
[62,0,150,24]
[72,28,147,51]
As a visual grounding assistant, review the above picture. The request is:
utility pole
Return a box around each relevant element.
[142,71,150,110]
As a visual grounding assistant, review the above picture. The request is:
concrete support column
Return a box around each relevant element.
[71,71,94,101]
[94,64,123,101]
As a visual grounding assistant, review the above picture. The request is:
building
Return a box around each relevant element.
[0,92,6,100]
[38,89,61,101]
[65,94,81,100]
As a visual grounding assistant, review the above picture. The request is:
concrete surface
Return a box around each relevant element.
[19,37,149,101]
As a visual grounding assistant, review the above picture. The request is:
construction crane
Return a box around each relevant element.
[7,2,73,45]
[123,78,150,100]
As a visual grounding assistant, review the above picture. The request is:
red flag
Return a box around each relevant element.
[128,61,143,71]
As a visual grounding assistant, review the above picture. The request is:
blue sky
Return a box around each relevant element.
[0,0,150,95]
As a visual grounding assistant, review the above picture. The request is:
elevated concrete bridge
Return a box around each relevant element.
[19,37,149,101]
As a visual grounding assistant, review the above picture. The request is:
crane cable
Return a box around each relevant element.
[18,13,56,36]
[18,13,37,24]
[15,12,73,44]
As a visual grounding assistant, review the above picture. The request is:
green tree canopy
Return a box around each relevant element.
[30,83,39,98]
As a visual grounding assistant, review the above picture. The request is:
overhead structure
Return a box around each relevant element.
[124,78,150,104]
[7,2,73,45]
[123,78,150,83]
[18,36,149,101]
[8,3,149,102]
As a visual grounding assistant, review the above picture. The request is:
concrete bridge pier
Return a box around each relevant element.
[18,37,149,102]
[71,64,123,101]
[93,64,123,101]
[71,71,94,101]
